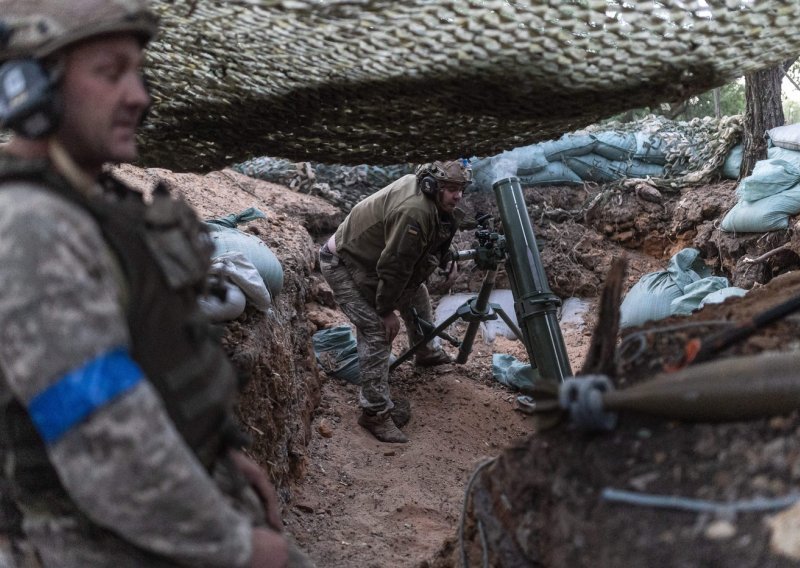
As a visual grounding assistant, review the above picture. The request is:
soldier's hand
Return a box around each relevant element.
[229,449,284,532]
[250,527,289,568]
[382,311,400,342]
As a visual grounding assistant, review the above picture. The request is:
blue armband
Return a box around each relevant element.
[28,347,144,444]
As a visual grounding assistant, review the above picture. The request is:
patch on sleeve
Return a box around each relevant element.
[27,347,144,444]
[406,224,420,237]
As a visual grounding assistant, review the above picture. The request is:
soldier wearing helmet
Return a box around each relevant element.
[0,1,306,567]
[319,160,469,443]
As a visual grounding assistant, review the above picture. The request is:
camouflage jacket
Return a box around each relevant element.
[0,155,257,567]
[334,174,458,315]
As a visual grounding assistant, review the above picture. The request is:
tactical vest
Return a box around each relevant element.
[0,156,241,496]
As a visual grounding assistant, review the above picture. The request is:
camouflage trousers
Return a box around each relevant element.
[320,248,437,413]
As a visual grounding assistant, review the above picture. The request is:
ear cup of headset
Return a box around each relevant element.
[418,174,439,197]
[0,59,61,139]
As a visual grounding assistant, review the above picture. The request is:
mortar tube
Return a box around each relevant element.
[492,176,572,382]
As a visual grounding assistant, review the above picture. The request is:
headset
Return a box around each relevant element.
[417,167,440,197]
[0,58,61,139]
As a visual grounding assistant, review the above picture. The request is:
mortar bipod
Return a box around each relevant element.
[389,263,524,371]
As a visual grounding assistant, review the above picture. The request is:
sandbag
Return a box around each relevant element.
[566,154,665,183]
[491,354,540,391]
[312,325,399,383]
[698,286,748,307]
[620,248,709,328]
[205,224,284,298]
[312,325,360,383]
[592,131,636,161]
[768,123,800,152]
[633,132,668,165]
[736,159,800,202]
[470,146,549,192]
[670,276,730,316]
[197,281,247,322]
[503,145,549,175]
[720,185,800,233]
[209,252,271,311]
[722,143,743,179]
[566,154,625,183]
[539,133,597,162]
[205,206,267,229]
[518,161,583,186]
[768,146,800,170]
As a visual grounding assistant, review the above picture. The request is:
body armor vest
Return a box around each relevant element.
[0,156,240,496]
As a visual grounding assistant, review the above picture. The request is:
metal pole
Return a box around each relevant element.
[455,269,497,363]
[492,176,572,382]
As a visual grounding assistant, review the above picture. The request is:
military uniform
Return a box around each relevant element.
[321,174,458,413]
[0,155,267,567]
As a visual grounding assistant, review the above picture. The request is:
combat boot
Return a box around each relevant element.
[358,410,409,443]
[390,399,411,429]
[415,347,452,367]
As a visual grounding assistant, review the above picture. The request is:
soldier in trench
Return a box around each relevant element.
[319,160,469,443]
[0,1,313,566]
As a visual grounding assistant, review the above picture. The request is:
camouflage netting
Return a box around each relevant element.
[234,158,414,212]
[586,113,744,190]
[234,114,743,210]
[140,0,800,172]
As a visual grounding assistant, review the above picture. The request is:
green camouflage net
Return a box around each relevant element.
[140,1,800,172]
[586,114,744,189]
[234,114,742,208]
[234,157,414,211]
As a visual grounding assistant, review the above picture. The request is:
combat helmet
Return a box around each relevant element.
[416,159,472,197]
[0,0,159,62]
[0,0,158,138]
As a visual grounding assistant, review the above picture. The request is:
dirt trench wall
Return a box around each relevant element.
[453,185,668,300]
[429,180,800,568]
[111,165,338,490]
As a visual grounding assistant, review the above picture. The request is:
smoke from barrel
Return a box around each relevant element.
[492,176,572,382]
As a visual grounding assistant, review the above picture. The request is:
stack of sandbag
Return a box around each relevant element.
[470,130,670,191]
[721,128,800,233]
[198,207,283,322]
[720,124,800,181]
[620,248,746,328]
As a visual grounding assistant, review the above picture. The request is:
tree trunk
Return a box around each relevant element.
[740,66,785,179]
[664,100,688,120]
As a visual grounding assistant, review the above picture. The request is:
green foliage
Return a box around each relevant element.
[784,61,800,124]
[784,99,800,125]
[684,83,746,119]
[607,81,745,123]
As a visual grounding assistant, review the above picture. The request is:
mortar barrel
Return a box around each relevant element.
[603,351,800,422]
[492,176,572,381]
